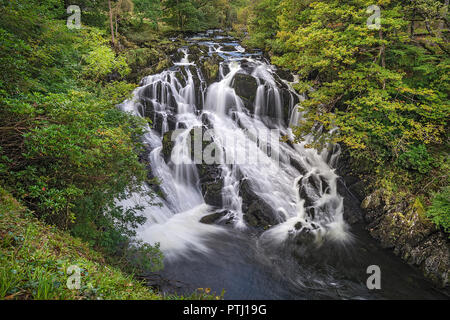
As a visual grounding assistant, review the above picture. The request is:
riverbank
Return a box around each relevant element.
[332,143,449,290]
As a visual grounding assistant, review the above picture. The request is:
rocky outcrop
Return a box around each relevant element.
[232,72,258,113]
[239,179,279,230]
[362,189,449,288]
[162,130,176,163]
[198,165,223,208]
[200,210,233,226]
[201,54,223,84]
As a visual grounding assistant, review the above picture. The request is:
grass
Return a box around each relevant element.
[0,186,162,300]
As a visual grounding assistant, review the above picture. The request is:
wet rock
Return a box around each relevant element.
[406,232,450,288]
[306,207,316,220]
[200,210,232,225]
[336,177,363,224]
[240,179,278,230]
[299,183,315,208]
[232,73,258,113]
[162,130,176,162]
[244,201,278,230]
[294,221,303,230]
[171,50,184,63]
[196,145,224,208]
[220,45,236,52]
[152,112,177,134]
[275,68,294,82]
[290,158,308,176]
[240,60,257,74]
[201,113,213,127]
[298,175,322,208]
[348,181,366,203]
[201,54,223,84]
[293,227,315,245]
[201,177,224,207]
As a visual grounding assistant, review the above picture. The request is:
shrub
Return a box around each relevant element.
[427,186,450,235]
[83,45,131,81]
[397,144,433,174]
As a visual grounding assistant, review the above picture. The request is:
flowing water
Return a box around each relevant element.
[119,31,447,300]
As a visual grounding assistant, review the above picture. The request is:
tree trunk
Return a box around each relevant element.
[115,13,119,39]
[108,0,115,45]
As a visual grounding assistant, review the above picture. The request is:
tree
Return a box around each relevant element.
[134,0,162,29]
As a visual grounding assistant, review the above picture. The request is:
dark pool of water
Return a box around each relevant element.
[157,223,448,300]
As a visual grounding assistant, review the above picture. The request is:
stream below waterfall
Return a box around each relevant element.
[119,30,447,300]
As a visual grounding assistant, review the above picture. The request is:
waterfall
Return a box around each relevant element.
[113,32,448,301]
[118,33,350,260]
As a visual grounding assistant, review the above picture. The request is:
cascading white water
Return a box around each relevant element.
[118,34,351,260]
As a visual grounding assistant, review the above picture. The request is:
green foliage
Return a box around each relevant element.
[162,0,237,32]
[427,186,450,235]
[122,241,164,274]
[0,28,32,94]
[83,45,131,81]
[397,144,433,174]
[0,3,160,266]
[133,0,162,29]
[244,0,448,172]
[0,187,162,300]
[244,0,280,49]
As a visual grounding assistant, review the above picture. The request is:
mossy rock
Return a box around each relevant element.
[232,73,258,113]
[155,57,172,74]
[201,54,223,84]
[162,130,176,162]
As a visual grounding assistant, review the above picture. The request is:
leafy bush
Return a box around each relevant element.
[83,45,131,81]
[397,144,433,174]
[0,4,155,267]
[427,186,450,235]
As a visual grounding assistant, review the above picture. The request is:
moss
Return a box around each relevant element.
[203,60,219,82]
[155,57,172,74]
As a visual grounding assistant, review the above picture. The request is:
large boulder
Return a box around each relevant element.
[200,173,224,207]
[152,112,177,134]
[162,130,176,163]
[201,54,223,84]
[240,179,278,230]
[232,73,258,113]
[200,210,233,226]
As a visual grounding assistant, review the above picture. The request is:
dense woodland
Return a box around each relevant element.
[0,0,448,299]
